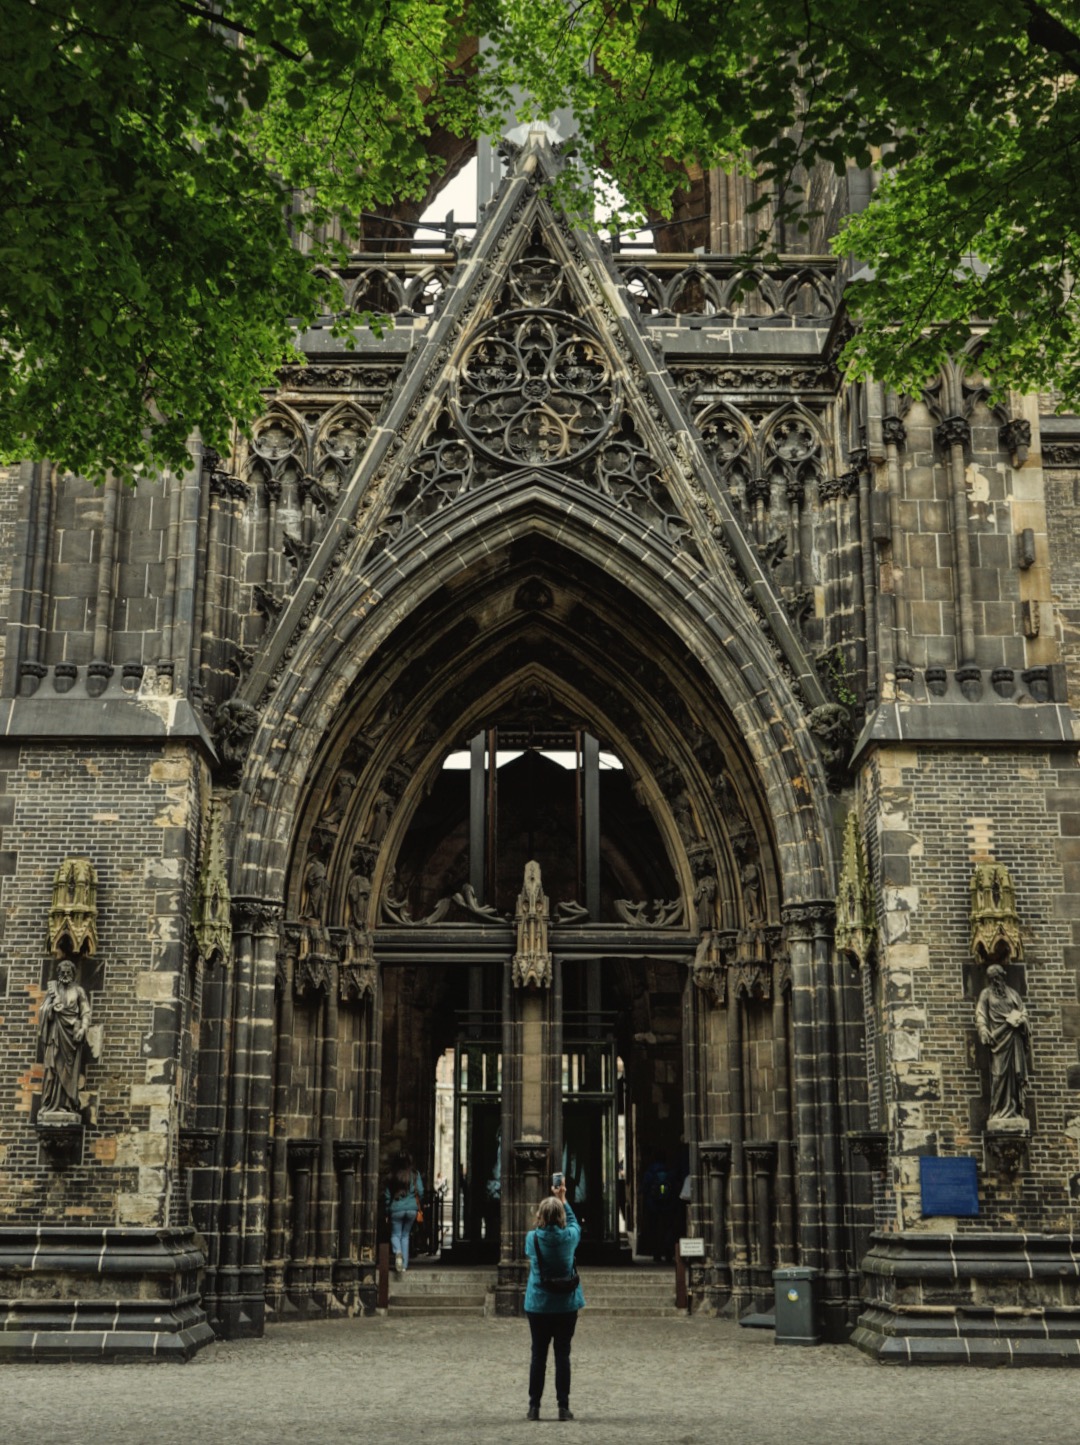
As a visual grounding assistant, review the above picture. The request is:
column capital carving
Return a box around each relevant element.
[743,1139,779,1172]
[333,1140,366,1171]
[780,900,835,941]
[287,1138,319,1171]
[935,415,971,452]
[232,896,284,936]
[699,1140,733,1175]
[512,1139,550,1172]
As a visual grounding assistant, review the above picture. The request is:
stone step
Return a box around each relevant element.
[390,1295,486,1310]
[584,1306,686,1318]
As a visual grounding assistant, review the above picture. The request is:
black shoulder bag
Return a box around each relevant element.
[535,1230,580,1295]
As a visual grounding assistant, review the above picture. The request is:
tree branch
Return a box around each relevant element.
[170,0,304,62]
[1021,0,1080,79]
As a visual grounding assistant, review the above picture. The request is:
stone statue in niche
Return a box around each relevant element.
[302,855,329,923]
[39,958,91,1116]
[740,859,763,926]
[976,964,1033,1129]
[321,769,357,829]
[346,859,372,932]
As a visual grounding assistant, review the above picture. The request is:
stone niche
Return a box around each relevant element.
[0,1226,214,1361]
[854,1232,1080,1365]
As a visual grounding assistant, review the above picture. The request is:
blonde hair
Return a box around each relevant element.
[534,1196,566,1230]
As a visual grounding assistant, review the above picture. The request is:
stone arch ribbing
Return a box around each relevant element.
[231,481,836,910]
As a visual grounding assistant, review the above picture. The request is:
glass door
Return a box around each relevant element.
[561,1021,619,1260]
[453,1023,502,1261]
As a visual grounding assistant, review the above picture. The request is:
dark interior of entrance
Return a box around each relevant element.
[379,725,685,1266]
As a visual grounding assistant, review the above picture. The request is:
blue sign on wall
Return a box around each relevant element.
[920,1156,979,1217]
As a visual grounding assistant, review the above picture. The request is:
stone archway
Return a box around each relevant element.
[195,138,866,1339]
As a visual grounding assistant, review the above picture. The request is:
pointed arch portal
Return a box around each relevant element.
[202,135,869,1343]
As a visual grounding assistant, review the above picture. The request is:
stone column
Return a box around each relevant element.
[287,1138,319,1306]
[935,415,976,669]
[785,900,847,1336]
[743,1139,779,1280]
[333,1140,365,1301]
[265,941,296,1314]
[218,896,281,1339]
[314,956,340,1307]
[726,987,750,1307]
[700,1140,732,1289]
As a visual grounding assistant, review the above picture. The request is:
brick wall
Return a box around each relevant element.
[867,744,1080,1232]
[0,741,202,1227]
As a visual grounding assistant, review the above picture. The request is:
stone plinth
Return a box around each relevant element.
[0,1225,214,1361]
[854,1231,1080,1365]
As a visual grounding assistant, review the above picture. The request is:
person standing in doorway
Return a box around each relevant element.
[384,1150,423,1274]
[524,1179,585,1421]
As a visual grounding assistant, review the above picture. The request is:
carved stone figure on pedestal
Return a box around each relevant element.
[976,964,1033,1128]
[513,859,552,988]
[302,855,329,923]
[39,959,91,1116]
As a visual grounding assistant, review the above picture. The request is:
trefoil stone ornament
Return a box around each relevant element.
[47,857,98,958]
[512,860,552,988]
[969,861,1023,963]
[834,810,876,968]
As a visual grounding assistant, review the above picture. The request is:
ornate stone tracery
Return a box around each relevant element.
[969,861,1023,964]
[47,857,98,959]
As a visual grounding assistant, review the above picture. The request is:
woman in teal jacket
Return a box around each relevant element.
[384,1151,423,1274]
[523,1181,585,1421]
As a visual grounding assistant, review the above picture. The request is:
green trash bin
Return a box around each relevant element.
[773,1267,820,1345]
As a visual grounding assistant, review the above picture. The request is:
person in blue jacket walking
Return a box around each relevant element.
[384,1150,423,1274]
[524,1178,585,1421]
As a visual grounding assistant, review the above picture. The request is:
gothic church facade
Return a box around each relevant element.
[2,134,1080,1363]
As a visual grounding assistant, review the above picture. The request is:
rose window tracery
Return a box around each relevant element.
[453,311,618,467]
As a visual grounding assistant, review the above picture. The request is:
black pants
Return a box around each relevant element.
[526,1309,578,1408]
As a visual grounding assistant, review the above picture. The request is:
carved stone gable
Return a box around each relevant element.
[237,133,829,728]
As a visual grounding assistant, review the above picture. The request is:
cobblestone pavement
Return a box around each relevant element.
[5,1315,1080,1445]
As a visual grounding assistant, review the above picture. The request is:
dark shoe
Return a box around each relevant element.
[558,1408,575,1421]
[526,1406,540,1421]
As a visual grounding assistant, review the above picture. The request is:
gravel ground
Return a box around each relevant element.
[4,1314,1080,1445]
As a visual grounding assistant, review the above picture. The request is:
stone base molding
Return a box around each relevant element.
[854,1232,1080,1365]
[0,1226,214,1361]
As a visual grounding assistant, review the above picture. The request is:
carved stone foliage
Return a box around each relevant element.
[512,859,552,989]
[47,857,98,958]
[834,810,876,968]
[808,703,853,790]
[848,1130,888,1171]
[192,797,232,967]
[212,697,258,786]
[969,861,1023,963]
[614,897,686,927]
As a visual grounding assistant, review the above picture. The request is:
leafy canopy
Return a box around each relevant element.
[0,0,482,481]
[5,0,1080,481]
[488,0,1080,406]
